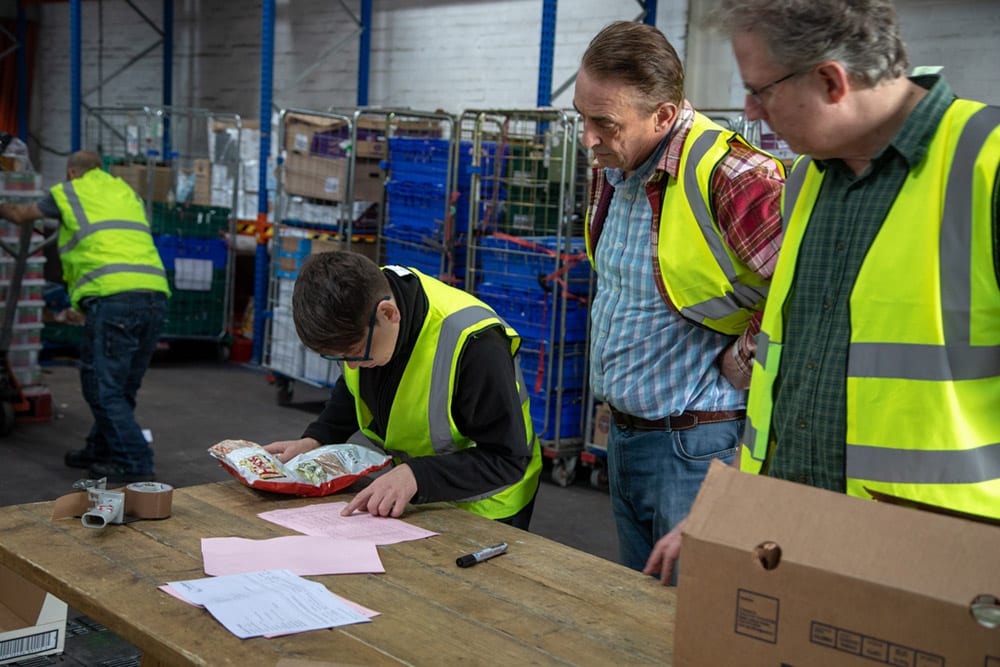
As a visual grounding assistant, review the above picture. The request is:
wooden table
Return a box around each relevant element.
[0,481,676,666]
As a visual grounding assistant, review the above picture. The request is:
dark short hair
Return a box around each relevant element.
[580,21,685,112]
[291,251,390,352]
[67,150,102,175]
[713,0,908,88]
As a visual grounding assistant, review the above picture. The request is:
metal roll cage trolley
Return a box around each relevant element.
[0,132,57,434]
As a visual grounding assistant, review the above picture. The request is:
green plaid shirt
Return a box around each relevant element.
[769,75,1000,491]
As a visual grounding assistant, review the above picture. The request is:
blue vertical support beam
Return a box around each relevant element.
[643,0,657,26]
[70,0,81,151]
[357,0,371,106]
[252,0,276,364]
[162,0,173,158]
[537,0,557,107]
[16,2,28,142]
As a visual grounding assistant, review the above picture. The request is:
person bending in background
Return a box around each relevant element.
[264,251,541,529]
[0,150,169,483]
[574,21,785,582]
[647,0,1000,584]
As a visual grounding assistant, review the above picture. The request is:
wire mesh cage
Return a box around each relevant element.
[84,106,241,344]
[460,108,594,483]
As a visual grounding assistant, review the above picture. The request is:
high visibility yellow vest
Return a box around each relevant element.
[585,112,782,334]
[51,168,169,308]
[343,267,542,520]
[742,101,1000,519]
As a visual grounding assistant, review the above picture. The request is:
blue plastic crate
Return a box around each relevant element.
[154,235,228,271]
[474,283,589,343]
[388,139,505,190]
[388,138,451,184]
[529,389,584,440]
[383,230,466,285]
[475,234,591,293]
[518,342,588,393]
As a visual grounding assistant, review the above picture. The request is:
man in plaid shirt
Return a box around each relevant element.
[576,21,785,583]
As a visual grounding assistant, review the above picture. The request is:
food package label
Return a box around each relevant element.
[208,439,392,497]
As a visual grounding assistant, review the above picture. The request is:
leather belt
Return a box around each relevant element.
[609,407,746,432]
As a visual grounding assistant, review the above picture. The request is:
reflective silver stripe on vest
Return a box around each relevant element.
[73,262,167,290]
[754,330,771,369]
[849,342,1000,380]
[61,180,154,254]
[847,105,1000,381]
[678,130,768,324]
[846,441,1000,484]
[780,156,813,233]
[429,305,521,504]
[428,305,508,452]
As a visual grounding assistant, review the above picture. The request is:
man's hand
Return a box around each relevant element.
[719,342,751,390]
[341,464,417,518]
[262,437,321,464]
[643,518,685,585]
[0,202,42,226]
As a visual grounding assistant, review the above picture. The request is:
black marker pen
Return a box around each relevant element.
[456,542,508,568]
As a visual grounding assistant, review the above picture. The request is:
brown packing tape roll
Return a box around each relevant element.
[124,481,174,519]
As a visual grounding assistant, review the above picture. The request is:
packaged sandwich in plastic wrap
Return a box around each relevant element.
[208,439,392,497]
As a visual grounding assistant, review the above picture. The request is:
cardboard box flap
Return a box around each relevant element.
[0,567,45,627]
[685,461,1000,606]
[286,112,345,133]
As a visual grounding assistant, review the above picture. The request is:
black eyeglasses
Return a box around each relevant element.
[320,296,391,363]
[744,69,805,105]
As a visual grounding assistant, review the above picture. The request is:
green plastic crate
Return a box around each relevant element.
[152,203,232,239]
[162,268,227,338]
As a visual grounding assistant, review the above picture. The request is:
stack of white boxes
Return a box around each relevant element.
[208,120,277,221]
[268,228,343,388]
[0,221,46,390]
[267,275,304,379]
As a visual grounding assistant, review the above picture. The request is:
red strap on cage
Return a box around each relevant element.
[439,190,463,285]
[489,232,589,303]
[532,339,547,394]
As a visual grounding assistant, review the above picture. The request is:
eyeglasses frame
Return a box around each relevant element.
[744,69,806,106]
[320,295,391,363]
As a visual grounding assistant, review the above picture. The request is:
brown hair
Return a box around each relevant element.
[291,251,390,352]
[580,21,685,112]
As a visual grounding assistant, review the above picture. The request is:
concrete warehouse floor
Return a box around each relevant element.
[2,343,620,666]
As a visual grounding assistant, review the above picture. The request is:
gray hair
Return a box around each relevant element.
[713,0,909,88]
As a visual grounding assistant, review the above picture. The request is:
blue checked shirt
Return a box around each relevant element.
[589,138,747,418]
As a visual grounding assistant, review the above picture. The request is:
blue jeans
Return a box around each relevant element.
[79,291,167,474]
[607,419,741,581]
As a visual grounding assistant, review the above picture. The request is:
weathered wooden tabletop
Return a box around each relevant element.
[0,480,675,666]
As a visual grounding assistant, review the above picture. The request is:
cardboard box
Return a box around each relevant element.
[277,232,378,276]
[190,159,212,206]
[283,154,383,203]
[109,163,173,202]
[675,461,1000,666]
[285,112,391,159]
[590,402,610,449]
[0,564,67,664]
[284,113,345,155]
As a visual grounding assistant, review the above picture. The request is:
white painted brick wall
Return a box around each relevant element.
[25,0,998,187]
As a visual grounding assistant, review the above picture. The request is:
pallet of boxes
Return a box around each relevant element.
[281,112,384,233]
